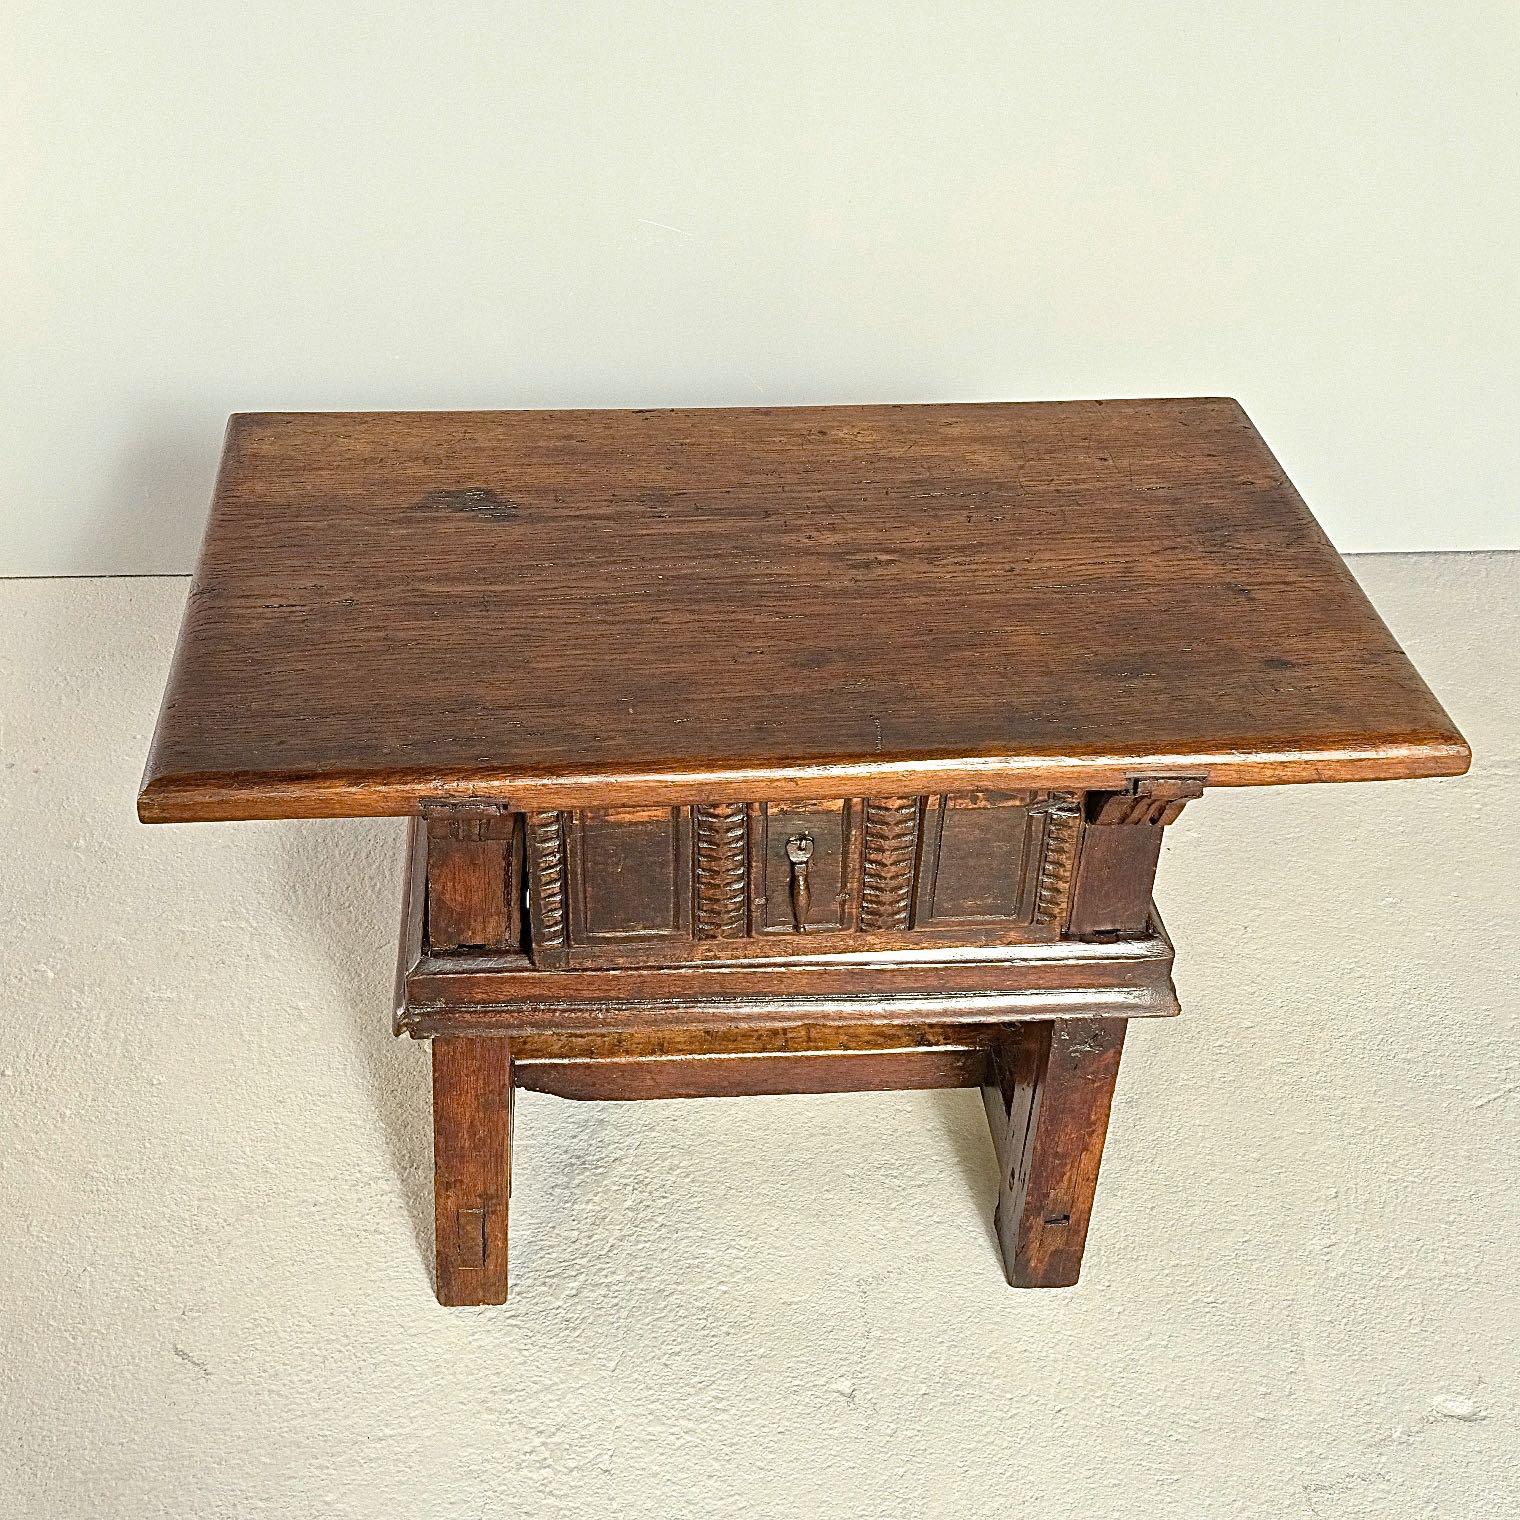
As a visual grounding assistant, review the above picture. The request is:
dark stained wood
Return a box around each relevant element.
[423,805,521,953]
[516,1044,990,1100]
[403,988,1169,1040]
[915,790,1048,928]
[392,728,1184,1307]
[138,400,1468,823]
[432,1037,512,1306]
[981,1017,1127,1288]
[1031,795,1083,931]
[562,805,692,962]
[500,1020,1002,1063]
[752,799,854,934]
[1068,778,1204,936]
[523,811,569,969]
[858,797,921,929]
[398,926,1180,1039]
[693,802,749,938]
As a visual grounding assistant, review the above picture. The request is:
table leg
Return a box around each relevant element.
[981,1017,1126,1288]
[432,1036,512,1306]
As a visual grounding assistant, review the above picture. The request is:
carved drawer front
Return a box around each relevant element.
[522,790,1081,968]
[751,800,858,935]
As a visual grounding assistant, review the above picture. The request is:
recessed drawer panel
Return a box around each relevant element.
[573,808,686,938]
[916,791,1042,926]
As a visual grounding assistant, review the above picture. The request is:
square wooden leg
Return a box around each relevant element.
[432,1036,513,1306]
[981,1017,1126,1288]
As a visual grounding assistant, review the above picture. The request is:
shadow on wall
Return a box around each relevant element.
[89,412,227,575]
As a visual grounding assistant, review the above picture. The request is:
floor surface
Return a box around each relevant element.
[1,554,1516,1518]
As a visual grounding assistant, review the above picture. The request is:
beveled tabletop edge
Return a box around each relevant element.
[137,735,1472,823]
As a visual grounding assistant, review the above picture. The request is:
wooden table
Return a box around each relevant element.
[139,399,1468,1305]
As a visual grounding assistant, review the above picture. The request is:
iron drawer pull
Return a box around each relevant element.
[785,834,814,932]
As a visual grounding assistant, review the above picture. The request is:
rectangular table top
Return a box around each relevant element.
[139,399,1468,821]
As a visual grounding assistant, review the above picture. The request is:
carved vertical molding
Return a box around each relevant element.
[1032,793,1082,929]
[525,810,567,955]
[859,797,920,930]
[693,802,748,938]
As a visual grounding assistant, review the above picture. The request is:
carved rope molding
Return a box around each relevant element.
[693,802,749,938]
[859,797,921,930]
[525,810,568,948]
[1032,794,1083,928]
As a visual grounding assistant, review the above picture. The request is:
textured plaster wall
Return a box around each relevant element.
[0,555,1516,1517]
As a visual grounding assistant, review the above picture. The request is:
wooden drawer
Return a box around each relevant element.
[520,791,1082,969]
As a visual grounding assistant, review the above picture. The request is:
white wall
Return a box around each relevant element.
[4,2,1516,575]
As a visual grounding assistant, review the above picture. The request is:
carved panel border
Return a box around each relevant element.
[693,802,749,939]
[1031,793,1083,930]
[859,797,921,930]
[525,810,568,965]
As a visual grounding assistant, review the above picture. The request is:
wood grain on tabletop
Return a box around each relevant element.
[138,399,1470,822]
